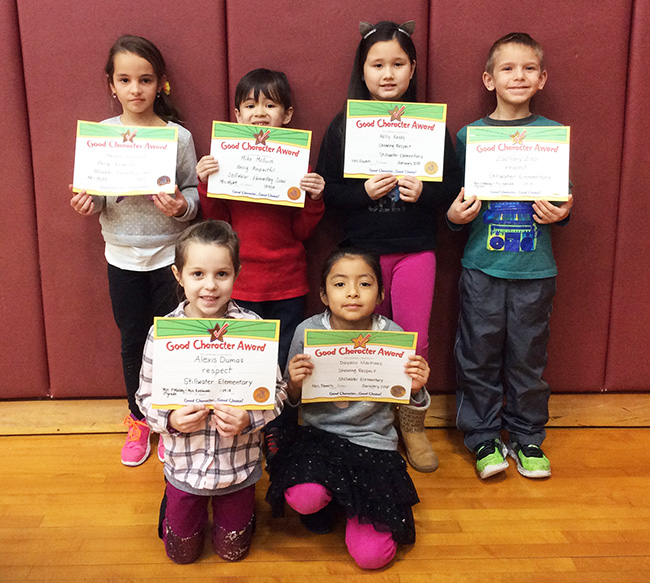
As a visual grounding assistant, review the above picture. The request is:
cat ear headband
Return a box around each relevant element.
[359,20,415,40]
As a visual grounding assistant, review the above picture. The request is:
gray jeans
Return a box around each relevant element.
[454,268,556,451]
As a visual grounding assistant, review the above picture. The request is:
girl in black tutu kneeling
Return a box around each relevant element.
[266,248,430,569]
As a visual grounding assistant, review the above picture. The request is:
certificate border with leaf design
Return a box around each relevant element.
[344,99,447,181]
[151,317,280,410]
[72,120,178,196]
[464,125,570,201]
[206,121,311,207]
[301,328,417,404]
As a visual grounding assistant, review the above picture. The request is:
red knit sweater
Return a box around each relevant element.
[198,181,324,302]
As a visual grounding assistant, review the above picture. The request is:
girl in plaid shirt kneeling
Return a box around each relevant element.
[137,220,287,563]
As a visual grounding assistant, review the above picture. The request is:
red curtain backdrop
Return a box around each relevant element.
[2,0,647,398]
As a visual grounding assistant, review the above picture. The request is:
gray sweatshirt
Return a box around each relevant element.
[91,117,199,248]
[286,312,430,451]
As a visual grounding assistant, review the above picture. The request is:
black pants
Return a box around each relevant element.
[236,296,305,432]
[235,295,305,372]
[107,263,179,417]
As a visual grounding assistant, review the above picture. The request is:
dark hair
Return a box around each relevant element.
[175,220,241,275]
[320,247,384,294]
[105,35,183,124]
[485,32,545,75]
[348,21,417,102]
[234,68,292,111]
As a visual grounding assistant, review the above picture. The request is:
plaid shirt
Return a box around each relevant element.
[136,300,286,494]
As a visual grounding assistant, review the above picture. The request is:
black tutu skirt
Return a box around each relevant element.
[265,425,419,544]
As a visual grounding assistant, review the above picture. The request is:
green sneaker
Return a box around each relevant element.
[508,442,551,478]
[474,438,509,479]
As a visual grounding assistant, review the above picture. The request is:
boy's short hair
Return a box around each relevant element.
[234,68,292,110]
[485,32,545,74]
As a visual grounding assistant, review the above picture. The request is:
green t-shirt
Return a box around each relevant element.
[456,114,563,279]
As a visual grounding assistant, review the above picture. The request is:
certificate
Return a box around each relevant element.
[302,329,417,404]
[344,99,447,181]
[151,317,280,410]
[464,126,570,201]
[206,121,311,207]
[72,120,178,196]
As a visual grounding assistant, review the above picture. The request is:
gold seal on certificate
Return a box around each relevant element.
[287,186,302,200]
[464,126,570,201]
[390,385,406,398]
[424,161,439,175]
[72,120,178,196]
[206,121,312,207]
[343,100,447,181]
[301,329,418,404]
[151,317,280,410]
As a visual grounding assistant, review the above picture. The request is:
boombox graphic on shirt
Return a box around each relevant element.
[483,201,538,253]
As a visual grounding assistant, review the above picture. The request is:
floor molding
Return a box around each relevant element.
[425,392,650,428]
[1,393,649,435]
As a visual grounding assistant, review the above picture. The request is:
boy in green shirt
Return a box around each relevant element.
[447,33,573,480]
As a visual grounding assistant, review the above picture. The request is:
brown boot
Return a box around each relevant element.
[398,403,439,473]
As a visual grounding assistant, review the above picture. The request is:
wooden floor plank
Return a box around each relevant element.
[2,393,650,436]
[0,399,127,435]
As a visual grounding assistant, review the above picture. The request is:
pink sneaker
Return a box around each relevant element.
[121,414,151,466]
[157,435,165,462]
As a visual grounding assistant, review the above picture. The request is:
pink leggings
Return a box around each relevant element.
[285,483,397,569]
[375,250,436,358]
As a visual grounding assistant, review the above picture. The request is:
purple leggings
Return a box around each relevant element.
[163,482,255,563]
[285,483,397,569]
[374,250,436,359]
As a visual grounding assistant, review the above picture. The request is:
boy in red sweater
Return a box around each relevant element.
[197,67,324,376]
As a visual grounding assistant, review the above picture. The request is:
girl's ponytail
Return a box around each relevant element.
[153,85,183,124]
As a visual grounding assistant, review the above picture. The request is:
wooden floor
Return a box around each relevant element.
[1,400,650,581]
[2,393,650,435]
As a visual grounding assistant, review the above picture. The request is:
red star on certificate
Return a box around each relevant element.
[207,322,229,342]
[389,105,405,121]
[510,129,527,144]
[351,333,371,349]
[120,129,137,143]
[254,129,270,145]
